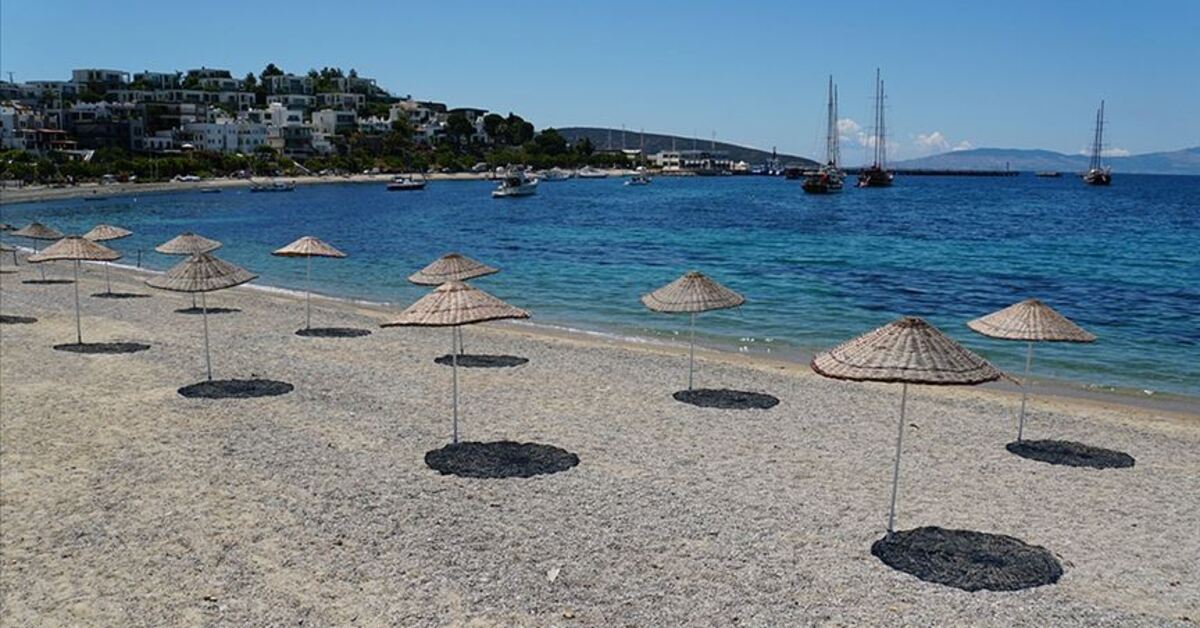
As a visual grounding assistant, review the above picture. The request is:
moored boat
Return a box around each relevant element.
[802,76,845,195]
[250,180,295,193]
[492,169,539,197]
[1082,100,1112,186]
[576,166,609,179]
[386,174,427,191]
[857,69,894,188]
[1035,171,1062,178]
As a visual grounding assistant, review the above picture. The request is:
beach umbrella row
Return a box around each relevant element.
[27,237,121,344]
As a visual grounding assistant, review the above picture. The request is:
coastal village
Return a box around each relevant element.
[0,65,752,183]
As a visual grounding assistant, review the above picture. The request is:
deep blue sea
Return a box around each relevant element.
[3,174,1198,397]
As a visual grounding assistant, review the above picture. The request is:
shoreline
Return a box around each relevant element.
[0,169,640,206]
[26,256,1198,421]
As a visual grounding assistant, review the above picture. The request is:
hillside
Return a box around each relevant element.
[893,146,1200,175]
[557,127,817,167]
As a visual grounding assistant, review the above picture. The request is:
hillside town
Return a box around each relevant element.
[0,64,650,181]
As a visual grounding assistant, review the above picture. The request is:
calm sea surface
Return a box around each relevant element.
[3,174,1198,397]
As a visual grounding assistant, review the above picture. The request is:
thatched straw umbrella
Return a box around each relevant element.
[28,236,121,344]
[12,222,64,281]
[146,253,256,380]
[967,299,1096,441]
[812,317,1003,534]
[155,232,222,308]
[382,281,529,443]
[409,252,500,354]
[83,224,133,294]
[271,236,346,330]
[642,271,744,390]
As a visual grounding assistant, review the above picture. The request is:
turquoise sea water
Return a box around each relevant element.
[3,174,1198,397]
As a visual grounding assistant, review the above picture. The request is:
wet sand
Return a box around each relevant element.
[1,261,1197,626]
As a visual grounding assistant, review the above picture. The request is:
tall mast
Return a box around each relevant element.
[825,75,835,166]
[879,78,887,170]
[832,83,840,168]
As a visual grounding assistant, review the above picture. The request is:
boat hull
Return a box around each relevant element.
[856,168,894,188]
[1083,169,1112,186]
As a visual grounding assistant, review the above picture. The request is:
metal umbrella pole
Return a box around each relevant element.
[451,326,459,444]
[34,241,46,281]
[687,312,696,390]
[104,261,113,294]
[886,383,908,535]
[201,290,212,380]
[304,254,312,330]
[1016,341,1034,441]
[72,260,82,344]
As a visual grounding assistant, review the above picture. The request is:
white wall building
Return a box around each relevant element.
[311,109,357,135]
[183,118,268,154]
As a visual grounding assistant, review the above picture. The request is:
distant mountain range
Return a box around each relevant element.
[892,146,1200,175]
[557,127,817,167]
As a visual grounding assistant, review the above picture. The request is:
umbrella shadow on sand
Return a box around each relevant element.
[433,353,527,368]
[871,527,1063,592]
[176,306,241,315]
[53,342,151,354]
[673,388,780,410]
[0,315,37,324]
[295,327,372,338]
[1006,439,1134,469]
[92,291,151,299]
[425,441,579,479]
[178,378,294,399]
[22,278,75,285]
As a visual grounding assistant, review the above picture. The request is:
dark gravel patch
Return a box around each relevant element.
[178,378,294,399]
[175,306,241,315]
[673,388,780,410]
[433,354,529,368]
[872,526,1063,592]
[22,279,74,285]
[425,441,579,479]
[53,342,151,354]
[91,292,151,299]
[295,327,372,338]
[0,315,37,324]
[1007,439,1135,469]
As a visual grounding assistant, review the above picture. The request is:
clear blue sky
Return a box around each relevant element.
[3,0,1198,161]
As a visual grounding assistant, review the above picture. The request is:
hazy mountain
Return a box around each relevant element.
[557,127,817,167]
[893,146,1200,175]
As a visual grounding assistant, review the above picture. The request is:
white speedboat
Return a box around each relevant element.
[492,170,539,197]
[387,174,427,191]
[625,168,652,186]
[540,167,573,181]
[576,166,609,179]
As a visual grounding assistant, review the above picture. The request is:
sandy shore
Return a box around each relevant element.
[1,261,1197,626]
[0,169,641,206]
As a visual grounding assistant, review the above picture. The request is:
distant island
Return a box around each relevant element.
[893,146,1200,176]
[558,128,817,169]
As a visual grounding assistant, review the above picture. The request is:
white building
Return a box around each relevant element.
[183,118,268,154]
[316,92,366,111]
[311,109,357,135]
[264,74,314,95]
[267,94,316,110]
[71,68,130,88]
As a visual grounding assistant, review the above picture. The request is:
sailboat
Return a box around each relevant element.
[857,68,894,188]
[803,76,844,194]
[1082,100,1112,186]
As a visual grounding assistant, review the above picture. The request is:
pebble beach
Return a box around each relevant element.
[1,260,1198,626]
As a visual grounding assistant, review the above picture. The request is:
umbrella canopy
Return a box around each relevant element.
[82,224,133,242]
[383,280,529,327]
[967,299,1096,343]
[382,281,528,444]
[155,232,221,255]
[147,253,256,293]
[408,252,499,286]
[812,316,1003,385]
[811,316,1003,534]
[272,236,346,258]
[28,236,121,263]
[641,271,744,313]
[12,222,63,240]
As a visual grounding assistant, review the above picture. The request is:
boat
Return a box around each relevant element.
[783,165,806,180]
[386,174,427,191]
[1035,171,1062,178]
[576,166,609,179]
[249,180,295,193]
[199,187,222,193]
[625,168,652,186]
[1082,100,1112,186]
[857,69,895,188]
[491,169,539,197]
[802,76,845,194]
[539,167,573,181]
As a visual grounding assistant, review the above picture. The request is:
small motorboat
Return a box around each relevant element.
[199,187,222,194]
[539,167,573,181]
[387,174,427,191]
[1035,171,1062,178]
[625,167,652,186]
[492,169,538,198]
[576,166,609,179]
